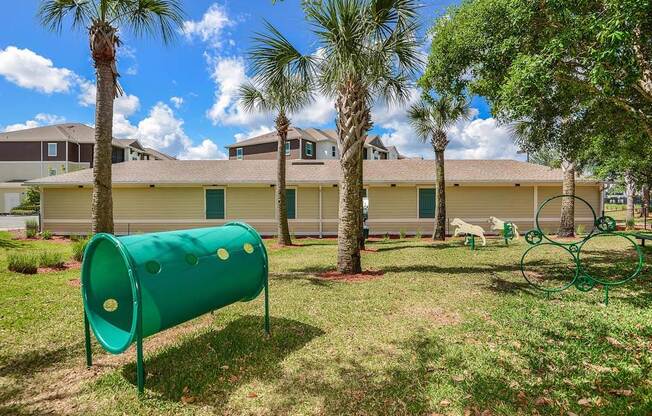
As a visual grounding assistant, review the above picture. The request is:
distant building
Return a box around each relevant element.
[225,127,397,161]
[0,123,173,213]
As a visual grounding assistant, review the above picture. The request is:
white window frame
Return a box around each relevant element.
[236,147,243,160]
[47,143,57,157]
[285,141,291,156]
[306,142,313,157]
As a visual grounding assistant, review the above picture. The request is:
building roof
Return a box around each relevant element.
[0,123,132,148]
[27,159,599,186]
[1,123,174,159]
[226,127,388,152]
[144,147,177,160]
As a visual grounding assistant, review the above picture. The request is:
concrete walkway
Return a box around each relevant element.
[0,215,38,231]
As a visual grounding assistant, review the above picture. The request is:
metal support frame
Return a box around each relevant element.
[520,194,645,305]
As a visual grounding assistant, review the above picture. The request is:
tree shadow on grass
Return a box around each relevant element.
[0,343,82,378]
[265,324,652,415]
[121,315,324,404]
[0,237,25,249]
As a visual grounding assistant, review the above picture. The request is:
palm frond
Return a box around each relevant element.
[112,0,185,44]
[238,81,270,113]
[38,0,94,32]
[241,21,316,116]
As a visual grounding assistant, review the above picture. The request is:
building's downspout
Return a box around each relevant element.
[319,185,323,238]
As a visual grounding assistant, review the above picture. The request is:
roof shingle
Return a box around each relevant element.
[26,159,598,186]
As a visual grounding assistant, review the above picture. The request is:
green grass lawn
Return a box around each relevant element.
[1,232,651,415]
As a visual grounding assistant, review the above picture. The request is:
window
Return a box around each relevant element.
[285,141,291,156]
[236,147,243,160]
[418,188,436,218]
[286,189,296,219]
[305,142,313,157]
[331,145,336,157]
[47,143,57,157]
[205,189,225,219]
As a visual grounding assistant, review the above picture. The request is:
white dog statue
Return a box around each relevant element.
[451,218,486,246]
[488,216,520,239]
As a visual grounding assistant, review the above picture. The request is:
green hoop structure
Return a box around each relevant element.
[520,194,644,305]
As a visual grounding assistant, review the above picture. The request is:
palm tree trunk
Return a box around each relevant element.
[275,112,292,246]
[558,160,575,237]
[91,59,115,234]
[358,151,365,251]
[433,148,446,240]
[625,172,636,226]
[335,79,366,274]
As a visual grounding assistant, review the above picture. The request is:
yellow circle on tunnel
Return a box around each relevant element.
[103,298,118,312]
[217,248,230,260]
[243,243,254,254]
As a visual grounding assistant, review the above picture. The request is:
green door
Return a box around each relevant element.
[286,189,296,219]
[419,188,435,218]
[205,189,225,219]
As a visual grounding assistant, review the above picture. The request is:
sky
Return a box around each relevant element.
[0,0,524,161]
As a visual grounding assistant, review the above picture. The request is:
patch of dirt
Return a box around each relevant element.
[407,306,462,327]
[315,269,385,282]
[67,278,81,288]
[38,261,81,274]
[3,315,215,415]
[361,247,378,253]
[268,243,303,250]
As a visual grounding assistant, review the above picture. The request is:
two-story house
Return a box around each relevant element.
[226,127,404,161]
[0,123,174,213]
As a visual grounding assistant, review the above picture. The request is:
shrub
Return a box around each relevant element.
[39,251,65,268]
[41,230,53,240]
[383,233,390,241]
[26,228,37,239]
[72,237,90,262]
[10,208,38,215]
[625,218,636,230]
[399,229,406,239]
[25,218,38,231]
[7,252,39,274]
[415,230,422,239]
[576,224,586,235]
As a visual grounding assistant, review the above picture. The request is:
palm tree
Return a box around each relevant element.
[38,0,184,234]
[408,94,470,240]
[238,23,314,246]
[304,0,421,274]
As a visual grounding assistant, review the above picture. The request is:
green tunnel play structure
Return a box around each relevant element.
[81,222,270,393]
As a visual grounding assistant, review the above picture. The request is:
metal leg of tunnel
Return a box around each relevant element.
[136,308,145,394]
[604,286,609,306]
[264,274,270,336]
[84,310,92,368]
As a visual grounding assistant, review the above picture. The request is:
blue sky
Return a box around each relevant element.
[0,1,522,160]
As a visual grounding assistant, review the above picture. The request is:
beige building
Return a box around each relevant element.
[26,159,603,236]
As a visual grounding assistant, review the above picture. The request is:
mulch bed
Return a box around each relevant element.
[38,260,81,274]
[315,269,385,282]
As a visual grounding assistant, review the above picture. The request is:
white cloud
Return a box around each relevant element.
[78,78,141,137]
[178,139,227,160]
[170,96,184,108]
[3,113,66,132]
[378,108,522,160]
[234,125,274,142]
[206,55,335,129]
[0,46,75,93]
[182,3,233,48]
[134,102,192,156]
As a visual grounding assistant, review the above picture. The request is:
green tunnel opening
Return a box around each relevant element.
[82,234,138,354]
